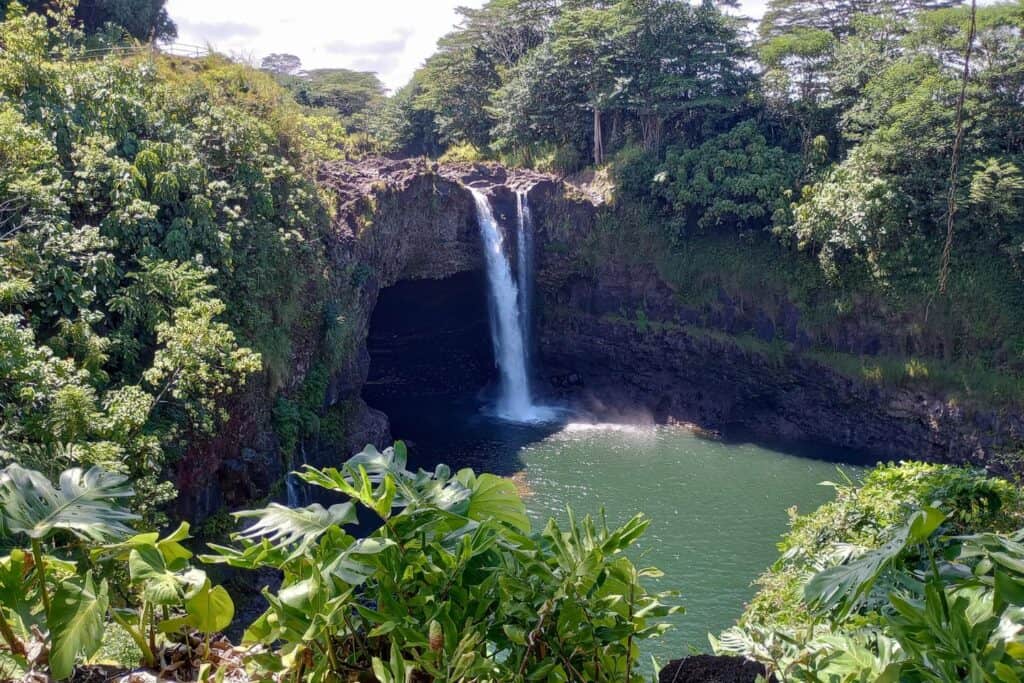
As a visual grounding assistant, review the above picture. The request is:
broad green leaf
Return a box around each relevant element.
[0,464,138,542]
[805,507,945,618]
[184,580,234,634]
[128,547,182,605]
[458,471,531,533]
[0,549,38,631]
[234,502,356,559]
[49,572,109,680]
[157,522,194,569]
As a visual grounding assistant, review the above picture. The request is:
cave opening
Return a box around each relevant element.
[362,269,560,474]
[364,270,495,401]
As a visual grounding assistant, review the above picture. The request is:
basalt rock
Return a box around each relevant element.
[531,185,1024,471]
[180,157,1023,522]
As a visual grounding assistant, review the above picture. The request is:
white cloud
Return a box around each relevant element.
[165,0,770,92]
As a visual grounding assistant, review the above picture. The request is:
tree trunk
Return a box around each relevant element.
[640,113,664,152]
[593,108,604,166]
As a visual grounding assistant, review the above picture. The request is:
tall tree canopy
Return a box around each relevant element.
[409,0,751,168]
[759,0,963,39]
[0,0,177,41]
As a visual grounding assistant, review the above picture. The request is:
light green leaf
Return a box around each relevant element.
[234,502,356,558]
[49,572,109,680]
[128,547,182,605]
[0,464,138,542]
[459,471,531,533]
[805,507,945,618]
[184,581,234,634]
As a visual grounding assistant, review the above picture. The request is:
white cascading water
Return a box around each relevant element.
[285,443,309,508]
[515,191,534,369]
[470,188,552,422]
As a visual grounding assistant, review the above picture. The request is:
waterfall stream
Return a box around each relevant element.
[515,191,534,371]
[470,188,554,422]
[285,442,309,508]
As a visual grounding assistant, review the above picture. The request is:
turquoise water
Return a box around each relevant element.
[367,394,864,664]
[515,423,862,662]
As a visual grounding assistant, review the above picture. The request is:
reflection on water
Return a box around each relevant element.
[368,391,865,663]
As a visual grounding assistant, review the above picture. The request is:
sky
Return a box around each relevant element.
[166,0,770,92]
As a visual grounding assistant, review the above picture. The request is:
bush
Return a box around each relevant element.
[205,443,680,682]
[437,141,486,164]
[719,462,1024,681]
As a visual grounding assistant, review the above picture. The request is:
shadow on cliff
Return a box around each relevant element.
[361,270,563,477]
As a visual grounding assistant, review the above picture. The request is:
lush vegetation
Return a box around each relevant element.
[0,446,677,681]
[260,53,388,156]
[0,3,367,524]
[2,0,1024,680]
[716,462,1024,680]
[393,0,1024,408]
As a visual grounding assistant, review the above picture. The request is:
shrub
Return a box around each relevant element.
[205,443,679,682]
[718,462,1024,680]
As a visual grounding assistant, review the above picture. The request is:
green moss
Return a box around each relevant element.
[810,350,1024,408]
[319,399,357,445]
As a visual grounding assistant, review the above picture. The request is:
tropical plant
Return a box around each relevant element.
[205,442,679,682]
[0,463,137,679]
[716,463,1024,681]
[93,522,235,672]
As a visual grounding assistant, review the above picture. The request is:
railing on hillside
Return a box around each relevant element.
[56,42,211,62]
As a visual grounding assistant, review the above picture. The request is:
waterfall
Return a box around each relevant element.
[470,188,553,422]
[285,442,309,508]
[515,191,534,370]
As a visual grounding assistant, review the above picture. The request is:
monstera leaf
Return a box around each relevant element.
[0,465,138,542]
[48,571,109,680]
[234,502,357,559]
[805,506,945,618]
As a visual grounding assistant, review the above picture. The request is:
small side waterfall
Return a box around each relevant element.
[470,188,553,422]
[285,442,309,508]
[515,191,534,369]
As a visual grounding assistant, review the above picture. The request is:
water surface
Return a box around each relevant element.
[372,394,864,663]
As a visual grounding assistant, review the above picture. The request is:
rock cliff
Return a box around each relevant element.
[179,157,1023,522]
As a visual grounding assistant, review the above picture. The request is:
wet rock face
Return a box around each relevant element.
[180,156,1022,521]
[530,188,1024,471]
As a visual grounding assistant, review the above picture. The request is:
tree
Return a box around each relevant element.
[623,0,753,151]
[1,0,177,41]
[260,52,303,76]
[759,0,962,40]
[548,2,633,164]
[291,69,385,117]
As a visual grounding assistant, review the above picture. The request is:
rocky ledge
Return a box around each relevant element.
[317,156,1024,474]
[181,157,1022,521]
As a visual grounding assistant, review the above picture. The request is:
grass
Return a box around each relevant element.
[810,350,1024,409]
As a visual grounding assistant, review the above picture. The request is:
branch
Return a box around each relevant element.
[936,0,978,298]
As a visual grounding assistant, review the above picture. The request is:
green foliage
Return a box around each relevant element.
[0,9,358,518]
[741,462,1022,630]
[0,463,138,680]
[650,121,802,236]
[264,55,389,142]
[719,462,1024,680]
[205,443,679,682]
[97,521,234,666]
[2,0,177,42]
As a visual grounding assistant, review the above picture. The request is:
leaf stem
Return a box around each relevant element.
[30,540,51,620]
[624,580,635,682]
[0,608,26,657]
[109,607,156,668]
